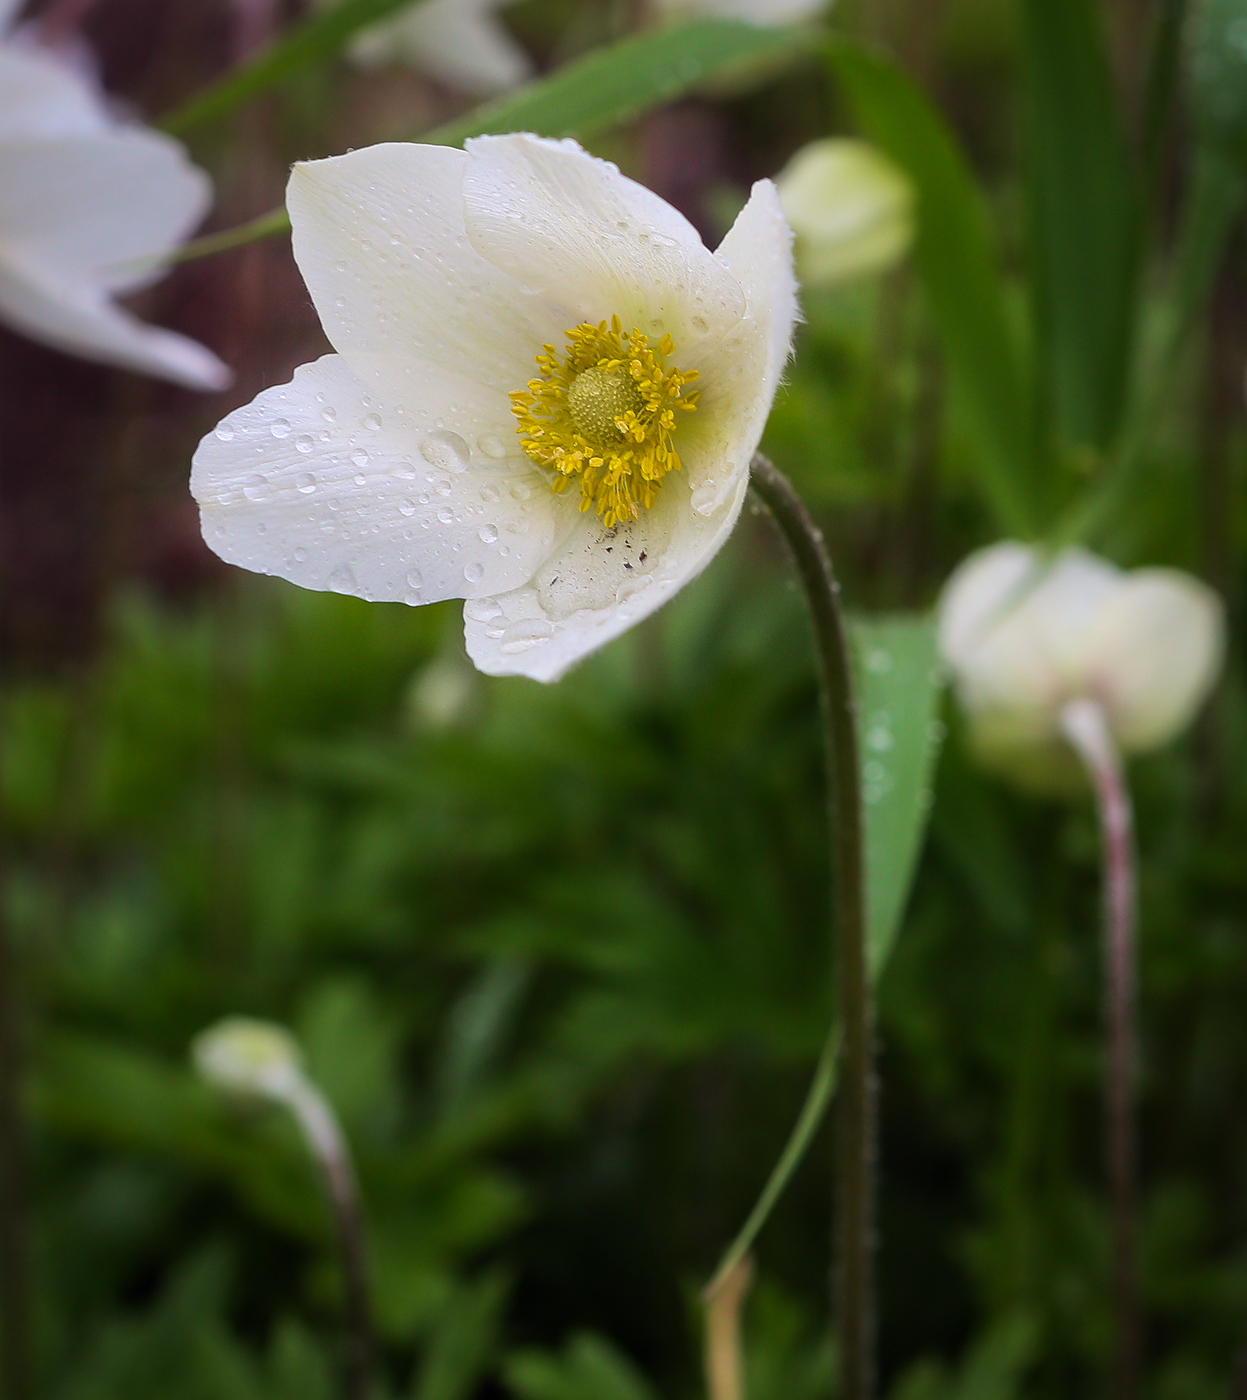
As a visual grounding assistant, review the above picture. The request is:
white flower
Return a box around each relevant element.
[938,541,1225,789]
[192,134,796,682]
[776,138,914,286]
[317,0,532,97]
[192,1017,305,1103]
[653,0,827,21]
[0,13,229,388]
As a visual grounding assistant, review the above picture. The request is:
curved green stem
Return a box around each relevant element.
[747,453,873,1400]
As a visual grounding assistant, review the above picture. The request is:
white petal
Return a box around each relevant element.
[350,0,533,96]
[287,143,558,413]
[680,177,797,514]
[0,129,213,292]
[461,134,745,347]
[463,470,750,681]
[193,354,565,606]
[0,244,229,388]
[937,543,1122,751]
[1083,569,1225,751]
[0,45,106,138]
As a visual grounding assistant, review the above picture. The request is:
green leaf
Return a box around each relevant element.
[851,614,944,976]
[504,1334,658,1400]
[426,20,807,149]
[1189,0,1247,166]
[1019,0,1140,452]
[165,15,805,141]
[162,0,438,135]
[826,41,1039,536]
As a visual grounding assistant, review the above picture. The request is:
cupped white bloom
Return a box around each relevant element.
[315,0,532,97]
[776,138,914,285]
[192,1017,306,1103]
[192,134,797,682]
[938,541,1225,789]
[0,33,229,388]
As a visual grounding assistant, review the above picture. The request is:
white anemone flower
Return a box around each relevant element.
[192,1017,306,1104]
[192,134,796,682]
[776,138,914,286]
[316,0,532,97]
[938,541,1225,790]
[0,4,229,388]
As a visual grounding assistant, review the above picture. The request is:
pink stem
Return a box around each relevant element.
[1060,698,1140,1400]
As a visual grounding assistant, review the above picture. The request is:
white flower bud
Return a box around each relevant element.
[938,542,1225,791]
[775,138,914,286]
[192,1017,305,1104]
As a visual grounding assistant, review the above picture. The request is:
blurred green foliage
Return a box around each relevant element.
[4,0,1247,1396]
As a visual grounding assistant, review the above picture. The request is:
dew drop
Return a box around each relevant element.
[297,472,317,493]
[406,570,423,589]
[270,418,291,440]
[295,434,315,454]
[362,412,382,432]
[243,474,269,501]
[479,524,499,544]
[421,430,471,474]
[214,422,236,442]
[437,506,454,524]
[351,448,369,468]
[464,597,503,622]
[500,619,554,653]
[463,561,485,585]
[399,499,417,516]
[478,434,506,459]
[510,480,532,501]
[690,485,719,515]
[293,546,308,562]
[321,406,337,423]
[480,484,501,503]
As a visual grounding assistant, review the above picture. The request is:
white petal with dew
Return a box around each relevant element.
[462,133,745,347]
[350,0,533,96]
[683,177,797,515]
[0,129,213,293]
[464,470,751,682]
[193,354,563,605]
[0,243,229,388]
[1083,569,1225,752]
[0,45,105,138]
[287,143,559,414]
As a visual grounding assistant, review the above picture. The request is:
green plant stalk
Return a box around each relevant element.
[1060,699,1140,1400]
[748,454,873,1400]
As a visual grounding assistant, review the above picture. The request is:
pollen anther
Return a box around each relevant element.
[510,317,699,529]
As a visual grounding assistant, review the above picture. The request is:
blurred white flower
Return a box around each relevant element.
[776,138,914,286]
[192,134,796,682]
[0,12,229,388]
[938,542,1225,790]
[192,1016,305,1103]
[317,0,532,97]
[654,0,827,21]
[407,651,478,730]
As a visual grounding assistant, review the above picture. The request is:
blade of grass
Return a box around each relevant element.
[826,40,1039,538]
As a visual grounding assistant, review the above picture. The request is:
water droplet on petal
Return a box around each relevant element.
[478,434,506,459]
[244,474,269,501]
[464,561,485,584]
[479,524,498,544]
[295,434,315,454]
[214,422,236,442]
[351,448,369,468]
[464,597,503,622]
[400,499,417,516]
[293,546,308,562]
[421,431,471,474]
[480,484,501,503]
[321,406,337,423]
[297,472,317,494]
[406,571,423,589]
[500,619,554,653]
[270,418,291,440]
[362,412,382,431]
[690,485,719,515]
[437,506,454,524]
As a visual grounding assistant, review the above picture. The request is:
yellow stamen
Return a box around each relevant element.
[510,316,699,529]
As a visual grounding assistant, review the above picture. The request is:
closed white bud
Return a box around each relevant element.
[192,1017,305,1103]
[938,542,1225,791]
[775,138,914,286]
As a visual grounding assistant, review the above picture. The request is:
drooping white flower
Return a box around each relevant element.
[193,1016,306,1103]
[653,0,827,21]
[192,134,796,682]
[776,138,914,286]
[317,0,532,97]
[0,14,229,388]
[938,541,1225,789]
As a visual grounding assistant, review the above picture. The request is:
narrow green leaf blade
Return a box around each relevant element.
[827,41,1039,536]
[851,613,943,976]
[426,20,807,148]
[1020,0,1140,451]
[163,0,435,135]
